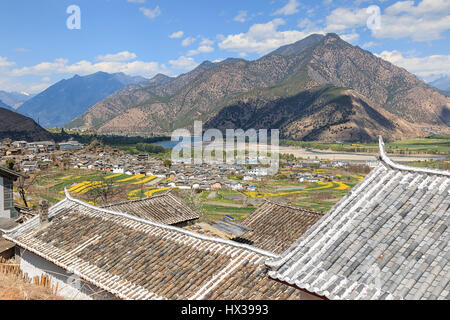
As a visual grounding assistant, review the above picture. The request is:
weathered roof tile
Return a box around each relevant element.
[267,137,449,300]
[4,191,302,300]
[238,201,324,254]
[101,192,199,226]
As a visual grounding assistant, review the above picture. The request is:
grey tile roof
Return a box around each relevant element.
[267,137,450,300]
[239,201,324,254]
[101,192,200,225]
[208,217,251,238]
[0,166,25,180]
[4,190,302,300]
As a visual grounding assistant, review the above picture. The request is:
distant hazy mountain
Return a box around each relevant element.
[67,34,449,142]
[17,72,147,128]
[429,76,450,92]
[0,91,33,109]
[0,107,54,142]
[0,99,13,110]
[67,72,176,129]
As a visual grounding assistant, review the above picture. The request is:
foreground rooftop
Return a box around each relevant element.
[267,137,450,300]
[101,192,200,226]
[4,190,302,300]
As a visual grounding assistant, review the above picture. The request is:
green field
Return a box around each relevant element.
[25,168,166,207]
[282,135,450,155]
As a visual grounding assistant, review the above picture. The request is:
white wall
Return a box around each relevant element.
[0,177,6,218]
[18,248,117,300]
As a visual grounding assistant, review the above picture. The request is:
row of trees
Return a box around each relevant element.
[136,143,166,154]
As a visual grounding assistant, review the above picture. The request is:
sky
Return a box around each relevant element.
[0,0,449,94]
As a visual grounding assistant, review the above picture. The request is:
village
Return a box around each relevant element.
[0,134,448,302]
[0,137,378,189]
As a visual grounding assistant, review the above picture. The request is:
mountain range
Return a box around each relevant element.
[0,99,12,111]
[0,107,54,142]
[65,33,449,142]
[0,91,33,109]
[17,72,147,128]
[429,76,450,94]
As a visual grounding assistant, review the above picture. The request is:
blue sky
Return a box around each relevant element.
[0,0,449,93]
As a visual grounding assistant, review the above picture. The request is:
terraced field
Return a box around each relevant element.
[26,169,172,207]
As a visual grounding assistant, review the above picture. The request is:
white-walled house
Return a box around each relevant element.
[0,167,23,220]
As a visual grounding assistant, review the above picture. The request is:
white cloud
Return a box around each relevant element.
[373,9,450,41]
[169,31,184,39]
[385,0,449,16]
[297,18,317,30]
[186,38,215,56]
[10,57,165,78]
[200,38,214,46]
[0,57,15,68]
[139,6,161,20]
[325,7,369,32]
[218,18,322,55]
[273,0,300,16]
[325,0,450,41]
[96,51,137,62]
[181,37,196,47]
[340,33,359,43]
[377,50,450,82]
[28,83,52,94]
[187,45,214,56]
[168,56,199,71]
[234,10,248,23]
[362,41,378,48]
[0,51,200,93]
[14,48,30,53]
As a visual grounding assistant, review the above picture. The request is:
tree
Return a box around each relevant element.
[17,174,36,208]
[6,159,15,170]
[163,159,172,168]
[62,158,70,170]
[88,177,120,205]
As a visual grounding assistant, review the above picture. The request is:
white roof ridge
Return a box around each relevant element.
[378,136,450,177]
[100,190,174,208]
[63,189,277,258]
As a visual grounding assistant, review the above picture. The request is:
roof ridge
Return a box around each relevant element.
[63,189,277,258]
[101,190,173,208]
[0,166,27,179]
[378,136,450,177]
[264,199,324,216]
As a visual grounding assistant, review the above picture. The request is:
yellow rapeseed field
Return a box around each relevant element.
[116,174,145,183]
[127,189,141,200]
[334,181,350,190]
[104,173,123,180]
[144,187,177,197]
[132,175,156,185]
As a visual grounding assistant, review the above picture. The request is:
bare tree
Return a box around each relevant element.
[17,174,36,208]
[87,177,120,205]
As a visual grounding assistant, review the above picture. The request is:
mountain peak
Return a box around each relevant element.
[267,33,324,57]
[324,33,341,39]
[17,71,148,127]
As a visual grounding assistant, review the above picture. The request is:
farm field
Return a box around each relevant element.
[18,157,449,223]
[282,135,450,155]
[23,168,173,207]
[183,166,368,222]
